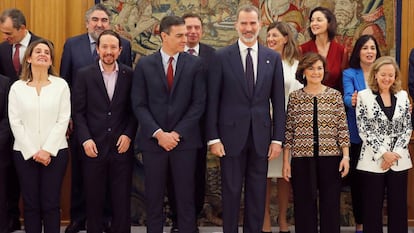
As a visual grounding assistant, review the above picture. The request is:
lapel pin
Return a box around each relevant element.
[266,60,270,64]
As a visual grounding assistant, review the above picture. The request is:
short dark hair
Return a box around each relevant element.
[349,35,381,68]
[296,52,328,86]
[308,7,337,41]
[96,30,122,48]
[0,8,26,29]
[182,13,203,26]
[85,3,112,23]
[236,4,260,22]
[159,16,185,35]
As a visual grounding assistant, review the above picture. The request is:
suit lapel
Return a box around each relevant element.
[255,45,268,96]
[228,44,250,98]
[153,52,169,92]
[92,65,111,105]
[171,53,186,94]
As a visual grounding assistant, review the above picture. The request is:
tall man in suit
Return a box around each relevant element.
[0,8,42,231]
[131,16,206,233]
[206,4,285,233]
[166,13,215,233]
[60,4,132,232]
[0,74,11,233]
[73,30,136,233]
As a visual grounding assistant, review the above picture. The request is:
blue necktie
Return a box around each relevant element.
[245,48,254,97]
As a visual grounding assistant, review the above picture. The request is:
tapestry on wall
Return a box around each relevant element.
[99,0,396,227]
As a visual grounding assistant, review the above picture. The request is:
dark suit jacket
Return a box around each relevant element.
[0,32,41,83]
[0,74,11,165]
[131,51,206,152]
[73,62,137,160]
[60,33,132,87]
[206,43,285,156]
[198,42,215,62]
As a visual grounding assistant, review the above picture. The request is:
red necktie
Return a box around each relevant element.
[167,57,174,91]
[13,44,21,75]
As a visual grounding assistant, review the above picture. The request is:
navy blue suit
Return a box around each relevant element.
[206,42,285,233]
[73,62,136,233]
[60,33,132,225]
[0,74,11,233]
[131,51,206,233]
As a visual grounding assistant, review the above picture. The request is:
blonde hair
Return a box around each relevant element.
[367,56,401,94]
[20,39,57,81]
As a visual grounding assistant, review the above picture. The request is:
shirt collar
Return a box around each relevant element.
[238,39,258,53]
[160,48,179,64]
[98,60,119,73]
[18,30,31,47]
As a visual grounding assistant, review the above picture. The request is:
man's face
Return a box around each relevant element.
[161,24,187,54]
[235,10,261,46]
[86,10,110,41]
[0,17,26,44]
[184,17,203,47]
[97,34,122,66]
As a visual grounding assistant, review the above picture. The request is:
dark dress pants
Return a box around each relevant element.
[13,149,68,233]
[291,156,342,233]
[220,133,268,233]
[349,143,363,224]
[69,132,86,223]
[83,149,133,233]
[6,155,20,227]
[360,170,408,233]
[0,156,8,233]
[143,149,197,233]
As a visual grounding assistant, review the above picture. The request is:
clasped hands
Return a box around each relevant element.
[33,149,52,166]
[155,131,180,151]
[381,151,401,170]
[83,135,131,157]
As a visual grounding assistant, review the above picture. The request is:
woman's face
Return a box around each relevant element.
[266,27,287,53]
[310,11,329,36]
[359,39,377,66]
[376,64,395,92]
[27,43,52,68]
[304,60,324,85]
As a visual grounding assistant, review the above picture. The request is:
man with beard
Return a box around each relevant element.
[206,4,285,233]
[73,29,136,233]
[60,4,132,232]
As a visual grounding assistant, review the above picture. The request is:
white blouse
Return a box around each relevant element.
[8,75,70,160]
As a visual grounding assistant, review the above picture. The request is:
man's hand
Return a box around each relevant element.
[117,135,131,153]
[155,131,179,151]
[267,143,282,160]
[83,139,98,157]
[209,142,226,157]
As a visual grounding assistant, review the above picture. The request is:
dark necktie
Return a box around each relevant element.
[245,48,254,97]
[167,57,174,91]
[13,43,21,75]
[188,48,195,55]
[92,42,98,60]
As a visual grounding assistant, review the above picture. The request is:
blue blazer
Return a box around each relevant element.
[343,67,366,144]
[73,62,137,160]
[131,51,206,152]
[60,33,132,87]
[206,43,285,156]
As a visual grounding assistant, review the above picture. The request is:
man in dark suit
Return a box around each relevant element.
[165,13,215,233]
[206,4,285,233]
[131,16,206,233]
[73,30,136,233]
[0,74,11,233]
[60,4,132,233]
[0,8,42,232]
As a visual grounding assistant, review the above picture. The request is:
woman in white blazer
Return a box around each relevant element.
[8,39,70,233]
[356,56,412,233]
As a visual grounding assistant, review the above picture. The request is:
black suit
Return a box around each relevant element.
[0,32,42,228]
[167,43,215,225]
[0,74,11,233]
[73,62,136,233]
[60,33,132,225]
[131,51,206,233]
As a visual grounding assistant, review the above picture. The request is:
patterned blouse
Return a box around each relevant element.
[285,87,350,157]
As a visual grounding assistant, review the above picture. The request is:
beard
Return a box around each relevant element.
[238,30,260,44]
